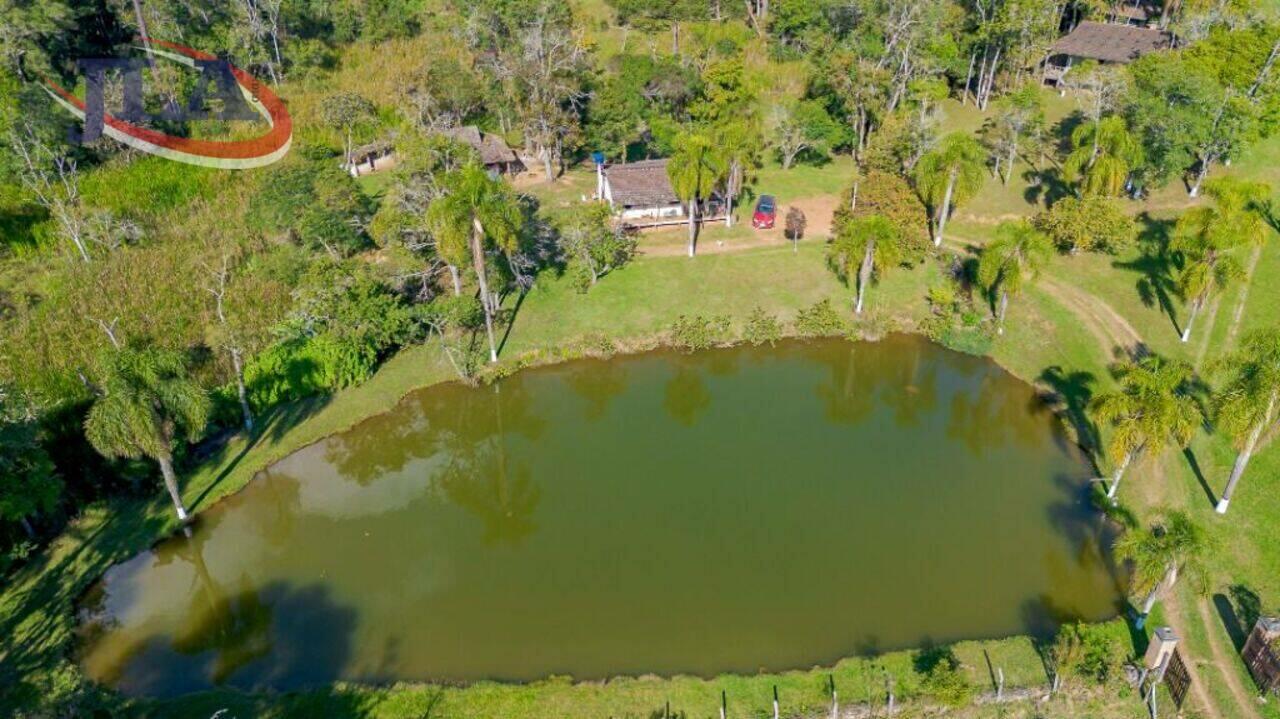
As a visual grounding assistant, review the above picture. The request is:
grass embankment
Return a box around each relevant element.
[0,238,1132,717]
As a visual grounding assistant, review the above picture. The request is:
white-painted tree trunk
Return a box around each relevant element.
[933,171,957,246]
[471,218,499,363]
[856,241,875,314]
[1181,297,1202,342]
[1107,450,1134,500]
[1217,390,1277,514]
[996,290,1009,335]
[687,199,698,257]
[158,454,189,521]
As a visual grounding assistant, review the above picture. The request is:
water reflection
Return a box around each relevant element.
[78,336,1121,697]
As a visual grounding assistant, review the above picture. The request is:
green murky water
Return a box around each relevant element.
[77,336,1120,697]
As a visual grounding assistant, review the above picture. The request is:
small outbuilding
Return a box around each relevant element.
[344,140,397,177]
[440,126,526,176]
[598,159,686,222]
[1043,21,1171,84]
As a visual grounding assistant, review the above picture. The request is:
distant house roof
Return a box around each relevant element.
[603,159,679,208]
[1051,21,1170,63]
[1111,2,1152,22]
[439,126,521,166]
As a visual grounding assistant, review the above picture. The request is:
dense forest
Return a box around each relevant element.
[1,0,1280,711]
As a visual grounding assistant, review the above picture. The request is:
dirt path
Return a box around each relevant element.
[1039,276,1145,358]
[1225,244,1264,350]
[1165,597,1229,719]
[1196,596,1266,719]
[638,195,838,258]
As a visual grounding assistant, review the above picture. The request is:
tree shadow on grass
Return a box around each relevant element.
[1214,584,1262,652]
[1113,213,1182,338]
[187,394,332,513]
[1182,447,1218,509]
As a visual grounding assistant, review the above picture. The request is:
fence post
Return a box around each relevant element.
[772,685,779,719]
[720,689,726,719]
[996,667,1004,701]
[829,674,838,719]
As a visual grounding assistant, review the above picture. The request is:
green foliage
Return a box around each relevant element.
[920,658,973,707]
[915,133,987,215]
[1091,355,1204,476]
[743,306,782,346]
[1064,115,1142,197]
[0,418,61,527]
[1052,621,1129,684]
[1034,196,1135,254]
[245,263,424,407]
[793,299,848,337]
[84,345,211,463]
[555,203,636,292]
[248,159,371,257]
[1115,510,1215,615]
[669,314,732,351]
[833,171,931,263]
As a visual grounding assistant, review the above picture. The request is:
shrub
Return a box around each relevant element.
[1052,621,1130,685]
[794,299,847,337]
[670,314,731,352]
[922,661,974,707]
[743,306,782,346]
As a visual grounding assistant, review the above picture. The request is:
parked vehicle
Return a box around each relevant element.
[751,195,777,229]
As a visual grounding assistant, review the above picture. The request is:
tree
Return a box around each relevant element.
[476,0,590,180]
[1115,510,1211,625]
[977,220,1052,335]
[321,92,376,169]
[0,417,60,537]
[428,163,524,363]
[785,206,806,250]
[1211,328,1280,514]
[667,131,723,257]
[1034,196,1135,254]
[1171,178,1270,343]
[556,202,636,289]
[828,215,904,315]
[915,133,986,246]
[980,83,1045,185]
[713,120,762,228]
[1090,356,1203,501]
[768,99,844,169]
[1063,115,1141,197]
[833,170,932,263]
[84,345,211,522]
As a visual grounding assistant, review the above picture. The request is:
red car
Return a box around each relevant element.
[751,195,777,229]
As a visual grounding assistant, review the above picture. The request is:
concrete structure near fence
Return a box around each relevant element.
[1243,616,1280,694]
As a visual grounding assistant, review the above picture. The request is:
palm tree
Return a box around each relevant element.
[428,162,524,363]
[977,220,1053,335]
[1090,356,1203,502]
[828,214,903,314]
[84,345,211,522]
[1114,510,1211,627]
[1172,178,1270,343]
[915,133,986,247]
[1211,328,1280,514]
[714,121,762,229]
[667,131,724,257]
[1063,115,1141,197]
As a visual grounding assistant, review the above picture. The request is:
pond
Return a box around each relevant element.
[77,336,1121,698]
